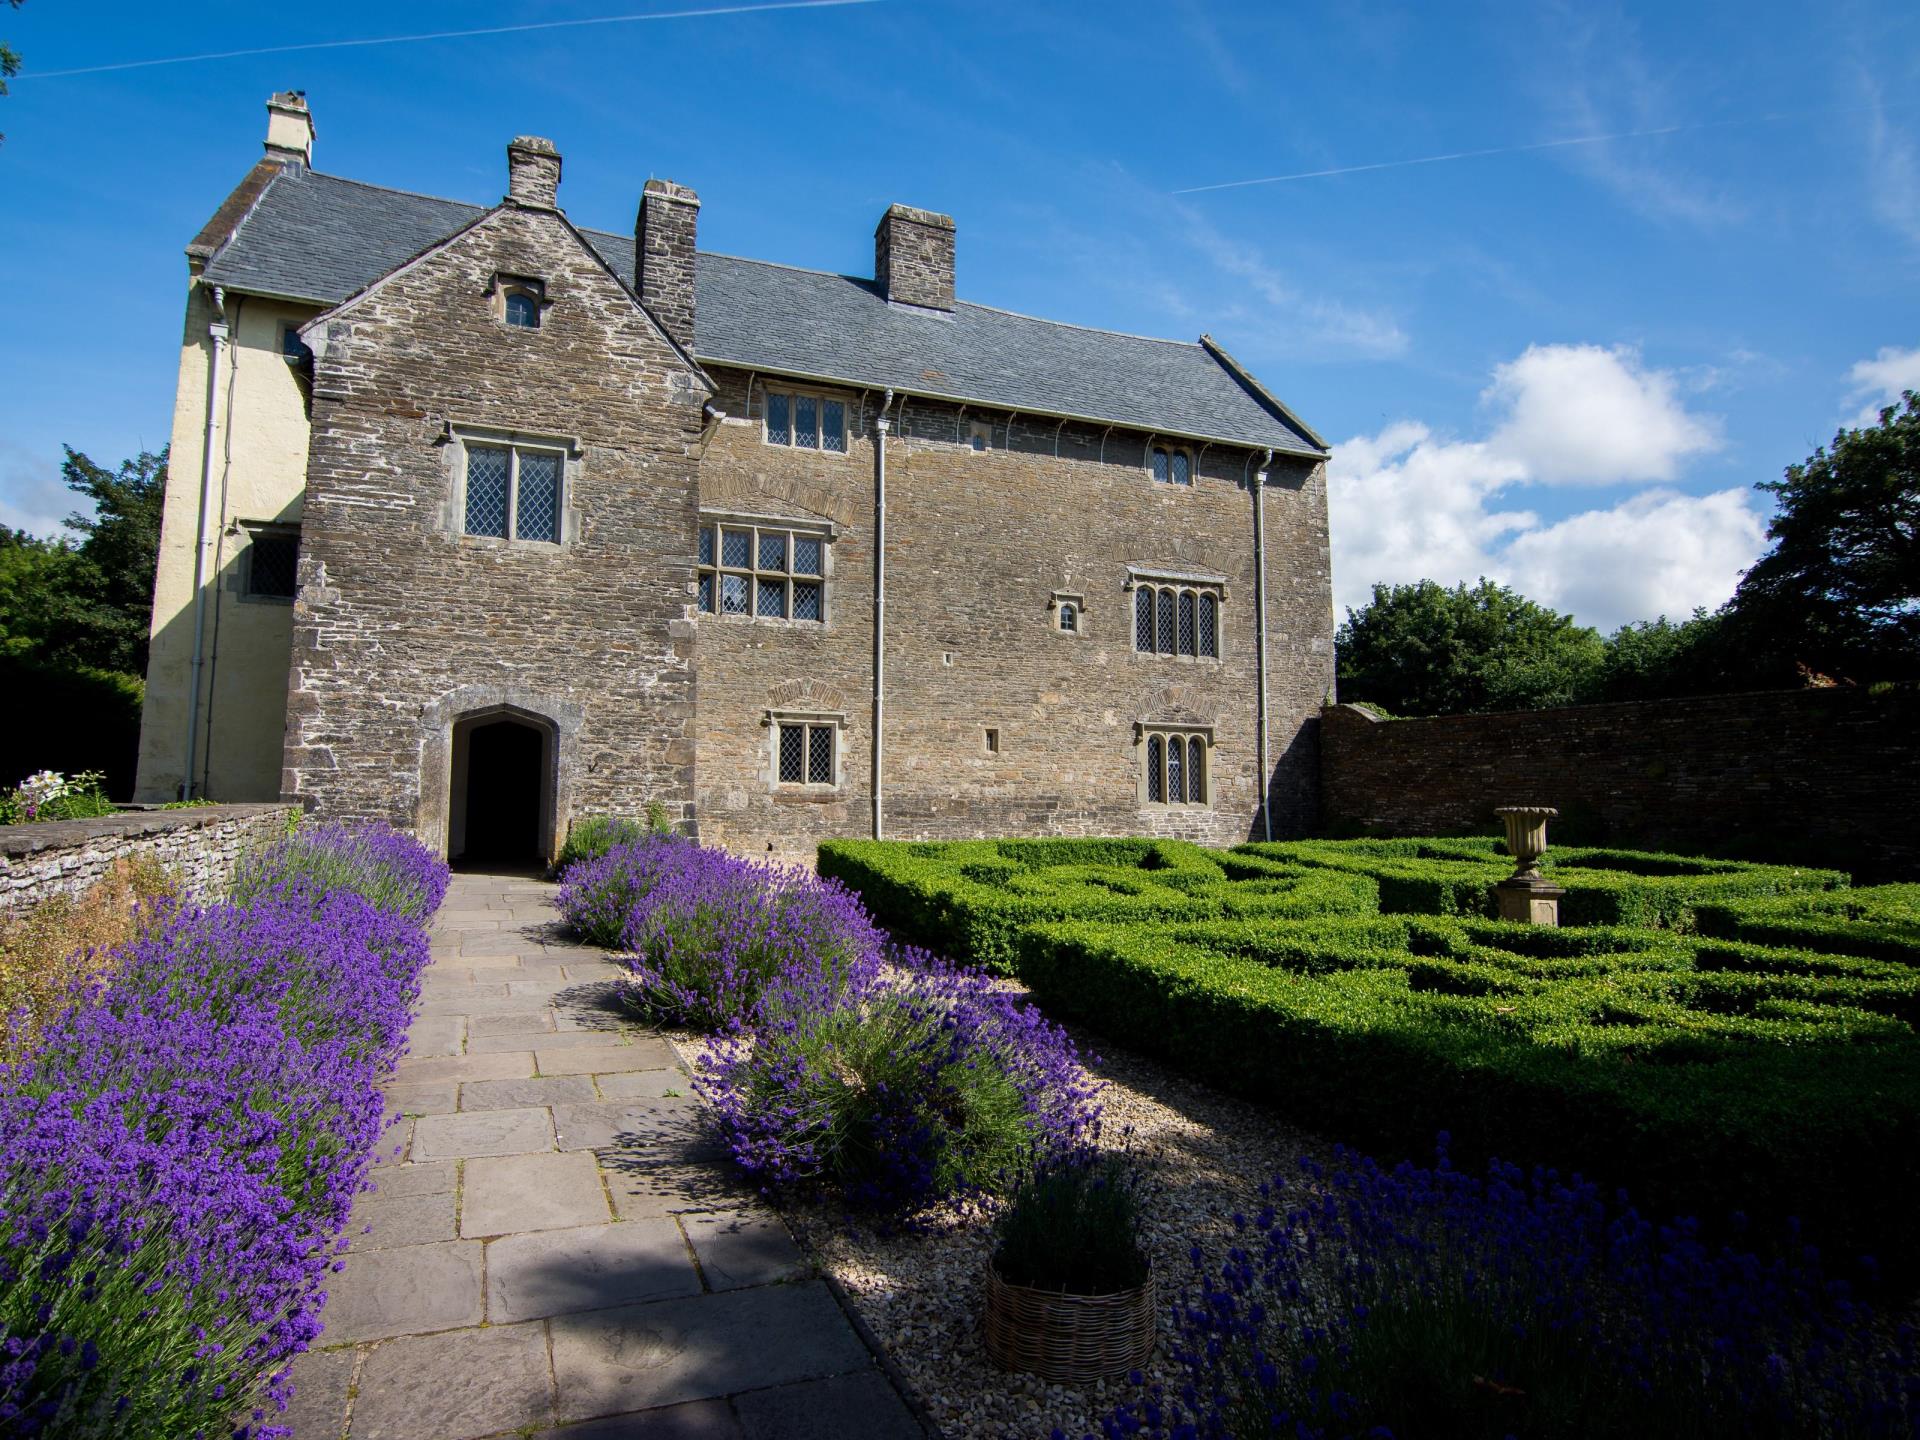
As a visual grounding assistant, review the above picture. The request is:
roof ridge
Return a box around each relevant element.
[301,168,486,214]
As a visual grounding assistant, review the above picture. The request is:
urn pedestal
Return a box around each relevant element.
[1493,805,1563,926]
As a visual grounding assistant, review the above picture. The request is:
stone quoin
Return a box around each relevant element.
[136,93,1336,864]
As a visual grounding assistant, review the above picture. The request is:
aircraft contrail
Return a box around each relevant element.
[1173,114,1787,195]
[17,0,885,80]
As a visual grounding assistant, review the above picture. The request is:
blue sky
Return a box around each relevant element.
[2,0,1916,631]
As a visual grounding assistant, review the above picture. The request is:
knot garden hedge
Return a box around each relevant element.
[818,835,1920,1277]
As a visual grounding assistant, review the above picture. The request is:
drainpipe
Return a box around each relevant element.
[1252,447,1274,840]
[872,388,894,840]
[183,284,230,800]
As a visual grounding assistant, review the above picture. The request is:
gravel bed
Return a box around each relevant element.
[666,975,1336,1440]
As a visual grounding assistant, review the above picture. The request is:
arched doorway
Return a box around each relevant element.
[448,709,555,868]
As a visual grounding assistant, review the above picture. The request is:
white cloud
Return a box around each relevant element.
[1328,344,1763,632]
[1483,343,1720,483]
[1846,344,1920,425]
[1863,77,1920,247]
[0,445,72,539]
[1501,488,1768,629]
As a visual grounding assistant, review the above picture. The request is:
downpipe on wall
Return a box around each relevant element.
[1253,447,1274,841]
[872,388,895,840]
[182,283,230,801]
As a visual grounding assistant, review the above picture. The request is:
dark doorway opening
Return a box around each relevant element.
[454,716,548,867]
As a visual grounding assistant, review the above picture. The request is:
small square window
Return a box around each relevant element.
[504,291,540,328]
[968,419,994,452]
[244,530,299,599]
[983,727,1000,755]
[774,718,839,789]
[281,326,314,368]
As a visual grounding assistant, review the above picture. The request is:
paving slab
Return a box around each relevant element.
[364,1160,457,1199]
[407,1014,466,1058]
[371,1115,414,1167]
[383,1079,461,1115]
[275,1344,357,1440]
[395,1051,535,1084]
[462,1150,610,1236]
[323,1241,485,1344]
[683,1213,807,1291]
[487,1219,703,1322]
[352,1320,553,1440]
[601,1157,759,1221]
[594,1067,687,1100]
[732,1370,923,1440]
[538,1040,678,1075]
[547,1282,869,1423]
[552,1098,703,1152]
[469,1010,557,1038]
[413,1106,555,1161]
[471,1028,633,1055]
[417,994,558,1018]
[350,1190,459,1252]
[461,1075,597,1112]
[538,1398,744,1439]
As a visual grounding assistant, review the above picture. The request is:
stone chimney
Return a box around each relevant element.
[264,91,314,169]
[506,136,562,210]
[875,204,955,311]
[636,179,700,354]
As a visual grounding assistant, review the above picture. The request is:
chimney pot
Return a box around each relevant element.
[264,90,314,169]
[506,135,563,209]
[636,178,701,354]
[875,203,955,311]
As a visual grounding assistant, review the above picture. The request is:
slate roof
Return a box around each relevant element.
[201,167,1325,456]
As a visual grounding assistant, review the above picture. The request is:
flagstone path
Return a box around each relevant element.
[280,871,925,1440]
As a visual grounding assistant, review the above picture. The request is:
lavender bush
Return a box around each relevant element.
[229,819,447,925]
[1099,1141,1918,1440]
[554,831,693,947]
[617,851,886,1032]
[0,823,446,1437]
[702,950,1103,1213]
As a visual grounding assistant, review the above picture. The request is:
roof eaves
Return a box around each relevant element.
[187,158,285,264]
[694,352,1311,454]
[1198,333,1330,455]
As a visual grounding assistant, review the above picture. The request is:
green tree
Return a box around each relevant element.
[1726,392,1919,686]
[0,527,83,659]
[1336,578,1606,717]
[57,445,168,676]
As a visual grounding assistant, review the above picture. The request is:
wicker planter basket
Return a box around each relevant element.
[983,1261,1156,1384]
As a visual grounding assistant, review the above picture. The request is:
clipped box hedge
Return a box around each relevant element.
[1013,912,1920,1274]
[1235,837,1847,928]
[1694,883,1920,966]
[816,837,1377,973]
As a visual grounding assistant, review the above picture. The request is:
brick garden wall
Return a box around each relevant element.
[0,803,295,911]
[1320,689,1920,880]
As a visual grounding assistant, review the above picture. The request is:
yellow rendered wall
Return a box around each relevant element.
[135,283,319,802]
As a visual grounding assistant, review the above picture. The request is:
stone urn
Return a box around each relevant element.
[1493,805,1563,924]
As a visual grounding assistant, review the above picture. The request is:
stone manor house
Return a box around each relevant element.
[135,93,1335,863]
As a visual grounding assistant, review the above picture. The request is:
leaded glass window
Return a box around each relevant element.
[1133,583,1223,660]
[696,519,829,625]
[775,720,837,788]
[1149,445,1194,485]
[245,530,299,600]
[515,451,560,542]
[1143,729,1211,807]
[764,388,848,452]
[463,442,564,545]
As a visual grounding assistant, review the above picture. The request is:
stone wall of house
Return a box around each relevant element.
[0,804,295,911]
[286,197,709,860]
[1320,690,1920,880]
[693,376,1335,859]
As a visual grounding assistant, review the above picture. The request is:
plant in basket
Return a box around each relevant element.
[986,1150,1155,1384]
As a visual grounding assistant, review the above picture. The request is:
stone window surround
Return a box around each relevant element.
[234,520,300,605]
[760,384,851,456]
[1148,442,1196,486]
[1125,566,1227,661]
[1135,722,1214,808]
[1048,589,1087,637]
[763,707,844,798]
[697,508,836,627]
[444,422,582,550]
[487,272,551,330]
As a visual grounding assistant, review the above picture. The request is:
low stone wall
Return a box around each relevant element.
[1320,688,1920,881]
[0,804,297,911]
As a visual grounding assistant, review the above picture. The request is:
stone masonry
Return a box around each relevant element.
[0,804,295,911]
